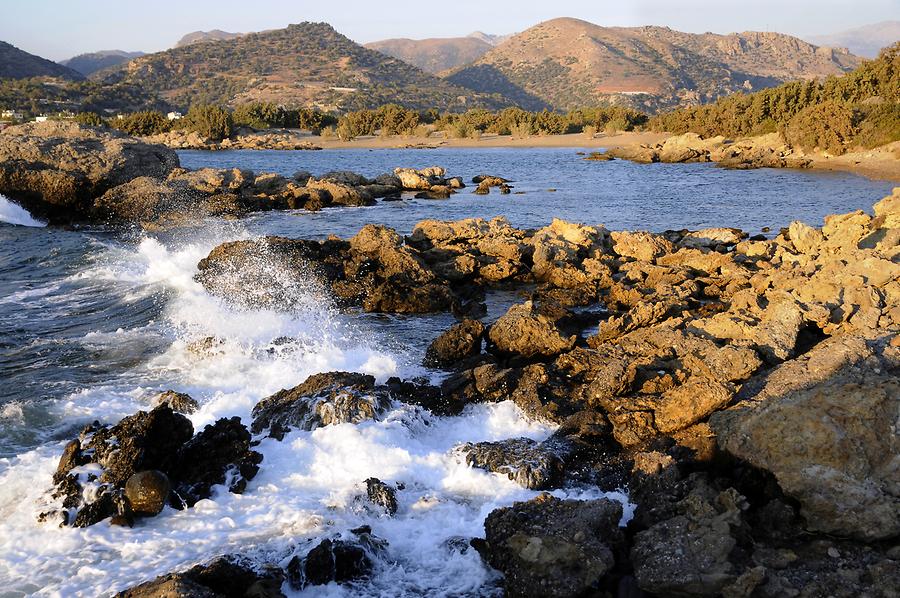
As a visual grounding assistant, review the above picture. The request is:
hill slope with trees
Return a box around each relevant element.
[0,41,83,81]
[98,22,508,112]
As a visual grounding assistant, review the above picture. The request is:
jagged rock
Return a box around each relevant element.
[423,319,485,367]
[610,231,674,261]
[488,301,576,359]
[294,538,373,587]
[394,166,445,190]
[0,121,178,223]
[116,555,284,598]
[171,417,262,506]
[481,495,623,597]
[251,372,389,435]
[305,177,375,206]
[461,437,570,489]
[151,390,199,414]
[365,478,398,515]
[711,333,900,541]
[124,470,171,515]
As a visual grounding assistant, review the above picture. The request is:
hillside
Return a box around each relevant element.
[0,41,83,81]
[61,50,145,76]
[445,17,862,111]
[98,22,506,111]
[808,21,900,59]
[365,36,493,74]
[175,30,244,47]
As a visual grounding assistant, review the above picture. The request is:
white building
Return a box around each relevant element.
[1,109,24,120]
[167,111,183,121]
[34,116,49,123]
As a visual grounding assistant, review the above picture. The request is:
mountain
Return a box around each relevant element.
[61,50,145,76]
[365,36,493,74]
[0,41,83,81]
[468,32,513,47]
[808,21,900,58]
[99,22,506,112]
[445,17,862,112]
[175,30,244,48]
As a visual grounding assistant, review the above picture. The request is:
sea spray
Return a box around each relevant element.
[0,194,46,227]
[0,225,630,596]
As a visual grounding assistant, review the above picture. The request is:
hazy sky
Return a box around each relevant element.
[2,0,897,61]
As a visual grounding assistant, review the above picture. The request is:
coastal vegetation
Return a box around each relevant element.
[650,42,900,154]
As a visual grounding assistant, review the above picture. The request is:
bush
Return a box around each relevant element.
[74,112,104,127]
[782,101,858,155]
[853,103,900,149]
[111,111,170,136]
[180,104,233,140]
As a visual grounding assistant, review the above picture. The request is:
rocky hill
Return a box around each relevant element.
[365,36,493,74]
[175,30,244,48]
[61,50,145,76]
[0,41,83,81]
[98,22,504,111]
[445,17,861,111]
[808,21,900,58]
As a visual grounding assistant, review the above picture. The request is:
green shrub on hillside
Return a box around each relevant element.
[781,101,858,155]
[179,104,233,140]
[73,112,104,127]
[110,111,170,136]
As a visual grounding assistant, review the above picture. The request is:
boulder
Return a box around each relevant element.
[116,555,283,598]
[305,177,375,206]
[610,231,674,262]
[423,319,485,367]
[124,471,171,516]
[394,166,445,190]
[461,437,569,489]
[481,495,623,598]
[251,372,389,435]
[488,301,576,359]
[0,121,178,222]
[711,334,900,541]
[291,538,373,588]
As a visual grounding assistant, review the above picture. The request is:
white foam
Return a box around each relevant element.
[0,226,631,596]
[0,194,46,227]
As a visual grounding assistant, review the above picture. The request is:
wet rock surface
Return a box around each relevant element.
[116,555,285,598]
[41,405,261,527]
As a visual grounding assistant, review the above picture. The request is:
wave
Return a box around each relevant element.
[0,194,46,227]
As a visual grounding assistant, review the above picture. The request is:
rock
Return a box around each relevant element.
[319,170,371,186]
[610,231,674,262]
[171,417,262,506]
[116,555,284,598]
[86,405,194,487]
[631,478,748,596]
[305,177,375,206]
[461,437,569,489]
[488,301,576,359]
[680,227,747,249]
[393,166,446,190]
[711,334,900,541]
[482,495,623,598]
[0,121,179,223]
[365,478,398,515]
[296,538,373,587]
[472,175,509,185]
[788,220,824,254]
[151,390,199,414]
[124,470,171,516]
[423,319,485,367]
[251,372,389,435]
[92,176,207,224]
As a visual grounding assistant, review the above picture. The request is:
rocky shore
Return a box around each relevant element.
[0,121,473,226]
[35,183,899,596]
[142,128,323,151]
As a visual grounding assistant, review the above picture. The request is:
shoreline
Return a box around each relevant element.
[168,130,900,183]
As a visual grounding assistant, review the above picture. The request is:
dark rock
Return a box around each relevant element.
[423,319,485,367]
[125,470,171,515]
[86,405,194,487]
[482,495,623,597]
[461,437,570,490]
[151,390,199,414]
[53,439,86,484]
[251,372,388,435]
[116,555,284,598]
[172,417,262,506]
[294,539,373,588]
[365,477,398,515]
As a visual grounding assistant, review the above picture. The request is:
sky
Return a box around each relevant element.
[1,0,897,61]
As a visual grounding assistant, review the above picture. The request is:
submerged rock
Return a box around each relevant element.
[289,538,374,588]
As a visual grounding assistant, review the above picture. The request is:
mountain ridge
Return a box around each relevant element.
[0,41,84,81]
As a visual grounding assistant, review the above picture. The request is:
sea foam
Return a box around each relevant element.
[0,194,46,227]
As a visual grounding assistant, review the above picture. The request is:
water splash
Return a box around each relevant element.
[0,195,46,227]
